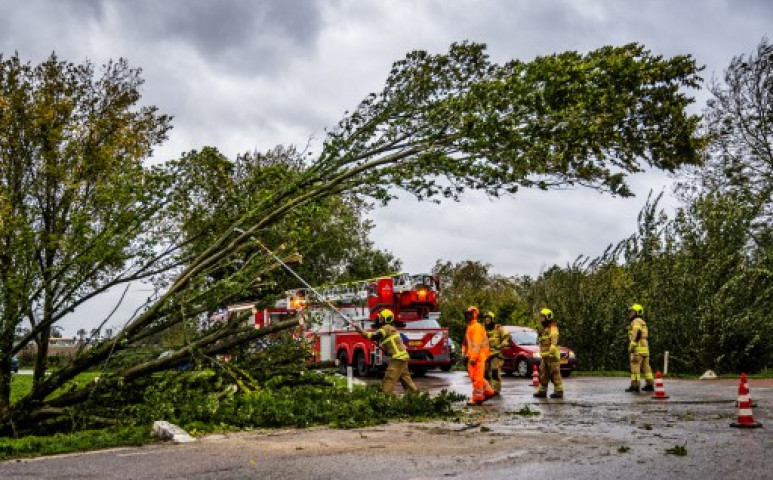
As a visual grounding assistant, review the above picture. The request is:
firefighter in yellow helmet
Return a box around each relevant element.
[462,306,496,405]
[626,303,654,392]
[482,311,511,395]
[534,308,564,398]
[354,308,417,394]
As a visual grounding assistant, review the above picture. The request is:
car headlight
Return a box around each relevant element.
[568,351,576,359]
[532,352,541,359]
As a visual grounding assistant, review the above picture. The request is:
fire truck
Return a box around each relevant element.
[256,273,452,376]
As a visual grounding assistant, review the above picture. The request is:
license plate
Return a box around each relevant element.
[560,359,568,364]
[409,340,423,347]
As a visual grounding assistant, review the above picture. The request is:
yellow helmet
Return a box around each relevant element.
[379,308,395,324]
[629,303,644,316]
[539,308,554,320]
[483,311,495,320]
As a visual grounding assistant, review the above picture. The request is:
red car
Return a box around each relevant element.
[501,326,577,377]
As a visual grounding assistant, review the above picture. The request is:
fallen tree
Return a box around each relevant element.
[2,41,704,431]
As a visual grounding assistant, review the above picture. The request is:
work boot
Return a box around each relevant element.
[625,385,640,393]
[641,384,655,392]
[533,391,547,398]
[466,400,484,406]
[488,391,501,398]
[549,392,564,399]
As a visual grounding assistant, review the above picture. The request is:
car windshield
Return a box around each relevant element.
[404,319,441,329]
[512,331,538,345]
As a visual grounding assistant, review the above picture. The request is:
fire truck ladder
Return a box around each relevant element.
[234,228,355,327]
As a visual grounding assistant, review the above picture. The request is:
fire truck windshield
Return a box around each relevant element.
[403,319,441,329]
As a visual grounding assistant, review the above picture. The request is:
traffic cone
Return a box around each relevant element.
[730,373,762,428]
[531,364,539,387]
[652,371,669,399]
[742,373,757,408]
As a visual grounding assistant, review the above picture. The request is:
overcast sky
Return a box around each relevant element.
[2,0,769,334]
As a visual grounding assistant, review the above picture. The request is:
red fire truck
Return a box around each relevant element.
[255,273,451,376]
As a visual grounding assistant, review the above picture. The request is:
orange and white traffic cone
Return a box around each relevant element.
[531,364,539,387]
[730,373,762,428]
[742,373,757,408]
[652,371,669,399]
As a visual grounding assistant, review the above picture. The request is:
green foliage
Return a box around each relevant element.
[323,42,702,203]
[125,372,463,431]
[511,404,540,416]
[665,444,688,456]
[0,426,150,460]
[432,260,531,343]
[516,190,773,373]
[162,146,402,314]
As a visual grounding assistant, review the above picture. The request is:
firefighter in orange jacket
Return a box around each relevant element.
[354,308,417,394]
[462,306,495,406]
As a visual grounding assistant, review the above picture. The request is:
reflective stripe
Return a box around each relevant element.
[371,326,410,361]
[382,332,409,361]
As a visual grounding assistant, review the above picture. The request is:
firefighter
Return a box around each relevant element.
[534,308,563,398]
[482,311,511,395]
[626,303,654,392]
[462,306,496,406]
[353,308,417,395]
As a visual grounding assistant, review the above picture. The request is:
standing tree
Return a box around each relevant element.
[0,53,172,416]
[76,329,87,345]
[3,41,704,430]
[703,39,773,202]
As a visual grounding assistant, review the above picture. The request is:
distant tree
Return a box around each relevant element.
[433,259,532,343]
[76,329,87,344]
[50,327,63,339]
[701,38,773,212]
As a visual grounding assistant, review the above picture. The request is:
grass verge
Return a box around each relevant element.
[0,426,152,460]
[10,371,102,404]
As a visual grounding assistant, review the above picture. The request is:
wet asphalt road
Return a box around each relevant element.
[2,371,772,480]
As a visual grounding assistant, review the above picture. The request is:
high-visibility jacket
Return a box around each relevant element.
[365,324,410,361]
[463,321,490,364]
[486,325,511,358]
[538,323,561,362]
[628,317,649,355]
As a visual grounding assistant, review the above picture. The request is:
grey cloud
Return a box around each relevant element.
[112,0,324,75]
[0,0,324,76]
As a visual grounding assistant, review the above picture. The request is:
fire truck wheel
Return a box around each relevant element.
[354,351,369,377]
[337,350,349,376]
[410,365,429,377]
